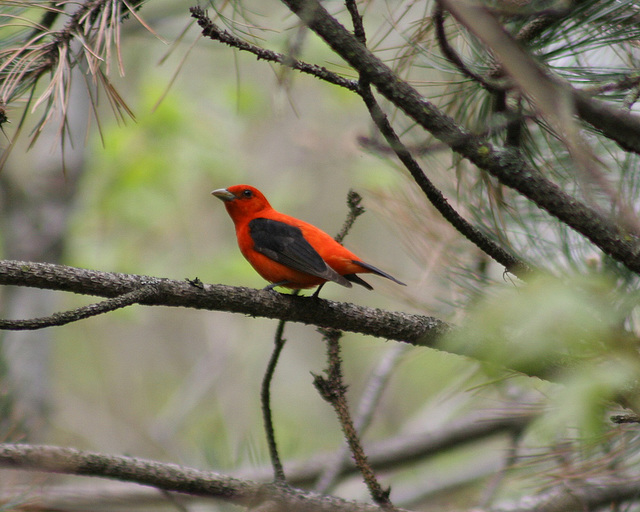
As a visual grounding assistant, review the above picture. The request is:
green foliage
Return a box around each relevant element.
[67,79,244,274]
[444,272,640,437]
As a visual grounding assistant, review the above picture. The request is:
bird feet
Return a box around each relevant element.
[263,281,290,293]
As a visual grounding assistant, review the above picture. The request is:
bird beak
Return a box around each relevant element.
[211,188,236,201]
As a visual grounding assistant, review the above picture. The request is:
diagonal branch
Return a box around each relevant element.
[297,408,533,486]
[358,85,531,279]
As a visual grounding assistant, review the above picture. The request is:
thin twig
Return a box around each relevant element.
[0,283,159,330]
[345,0,366,45]
[261,316,290,483]
[315,344,406,493]
[313,329,395,510]
[334,190,365,245]
[189,7,358,93]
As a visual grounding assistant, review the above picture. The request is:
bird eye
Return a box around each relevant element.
[242,189,253,198]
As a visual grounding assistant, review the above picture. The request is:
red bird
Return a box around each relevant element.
[212,185,406,293]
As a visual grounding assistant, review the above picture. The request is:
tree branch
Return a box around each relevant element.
[3,259,638,392]
[2,440,637,512]
[0,443,410,512]
[0,259,449,344]
[313,329,394,509]
[262,317,289,483]
[0,283,160,330]
[358,84,531,279]
[190,7,358,93]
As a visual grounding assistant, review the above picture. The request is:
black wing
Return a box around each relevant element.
[249,218,352,287]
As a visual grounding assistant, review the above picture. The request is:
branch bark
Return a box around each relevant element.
[190,7,358,93]
[0,260,449,345]
[0,443,410,512]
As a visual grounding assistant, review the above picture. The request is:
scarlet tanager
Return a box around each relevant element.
[212,185,406,293]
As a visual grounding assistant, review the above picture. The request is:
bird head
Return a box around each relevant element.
[212,185,272,221]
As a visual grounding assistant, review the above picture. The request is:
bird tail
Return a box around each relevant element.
[344,273,374,290]
[353,260,407,286]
